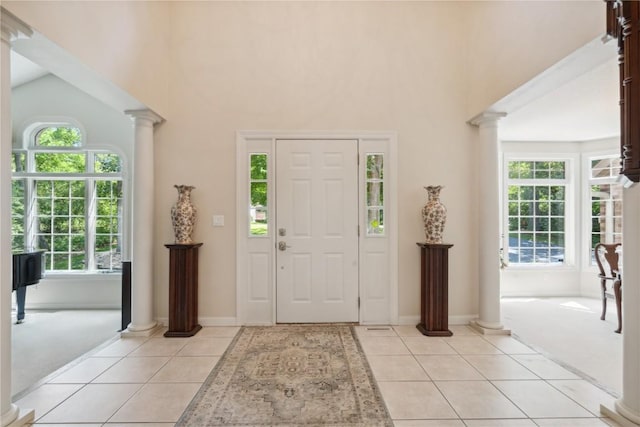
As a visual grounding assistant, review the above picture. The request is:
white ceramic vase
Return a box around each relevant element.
[171,185,197,244]
[421,185,446,244]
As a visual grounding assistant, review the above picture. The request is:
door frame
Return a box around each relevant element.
[236,130,398,325]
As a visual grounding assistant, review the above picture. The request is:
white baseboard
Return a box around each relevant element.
[200,317,238,326]
[155,317,239,327]
[397,315,420,325]
[449,314,478,325]
[397,314,477,326]
[155,315,477,328]
[20,303,121,310]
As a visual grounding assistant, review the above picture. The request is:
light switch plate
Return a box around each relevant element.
[212,215,224,227]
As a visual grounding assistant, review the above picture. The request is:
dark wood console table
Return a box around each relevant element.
[164,243,203,337]
[416,243,453,337]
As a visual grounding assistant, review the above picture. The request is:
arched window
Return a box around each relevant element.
[35,126,82,147]
[11,124,124,272]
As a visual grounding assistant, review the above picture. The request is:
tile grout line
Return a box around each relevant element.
[25,326,620,426]
[372,328,610,424]
[475,334,603,422]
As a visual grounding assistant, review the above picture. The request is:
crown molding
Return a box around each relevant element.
[468,111,507,127]
[1,7,32,43]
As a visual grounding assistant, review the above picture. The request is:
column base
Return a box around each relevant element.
[469,320,511,335]
[121,322,163,338]
[1,405,34,427]
[601,401,640,426]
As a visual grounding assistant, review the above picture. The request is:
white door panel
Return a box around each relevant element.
[276,139,359,323]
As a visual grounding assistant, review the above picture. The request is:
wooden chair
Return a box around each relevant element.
[594,243,622,333]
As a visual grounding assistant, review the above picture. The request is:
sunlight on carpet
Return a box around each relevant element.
[502,297,622,394]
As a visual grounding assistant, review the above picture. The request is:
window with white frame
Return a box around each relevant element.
[366,153,384,235]
[11,125,123,272]
[249,153,268,236]
[506,160,568,265]
[589,155,623,262]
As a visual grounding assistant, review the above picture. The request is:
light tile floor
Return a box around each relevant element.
[17,325,622,426]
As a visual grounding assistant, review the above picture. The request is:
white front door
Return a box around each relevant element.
[276,139,359,323]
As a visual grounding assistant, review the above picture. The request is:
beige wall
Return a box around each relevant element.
[4,1,608,323]
[4,0,171,118]
[155,1,477,321]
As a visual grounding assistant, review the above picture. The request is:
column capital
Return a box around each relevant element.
[1,7,32,44]
[468,111,507,128]
[125,109,164,127]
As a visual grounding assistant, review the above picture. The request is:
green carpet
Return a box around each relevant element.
[177,325,392,426]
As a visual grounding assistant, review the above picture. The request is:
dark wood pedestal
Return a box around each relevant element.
[416,243,454,337]
[164,243,203,337]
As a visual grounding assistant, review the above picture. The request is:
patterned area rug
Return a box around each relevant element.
[177,325,392,426]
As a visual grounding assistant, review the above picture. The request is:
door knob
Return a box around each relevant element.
[278,241,291,251]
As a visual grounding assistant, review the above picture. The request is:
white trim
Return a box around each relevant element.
[389,136,399,324]
[397,315,420,326]
[397,315,477,326]
[18,303,120,310]
[156,317,239,327]
[236,130,398,325]
[18,116,86,149]
[235,136,247,326]
[358,137,398,325]
[449,315,480,325]
[1,6,33,42]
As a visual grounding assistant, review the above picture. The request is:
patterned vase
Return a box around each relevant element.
[421,185,447,244]
[171,185,197,244]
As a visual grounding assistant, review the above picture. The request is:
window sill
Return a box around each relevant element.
[42,271,122,280]
[503,264,577,272]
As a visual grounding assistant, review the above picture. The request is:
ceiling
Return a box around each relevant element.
[10,50,48,88]
[499,57,620,142]
[10,50,620,143]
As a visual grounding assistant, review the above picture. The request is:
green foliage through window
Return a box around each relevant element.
[35,153,86,173]
[12,125,123,272]
[95,154,122,173]
[250,154,268,236]
[506,160,567,265]
[508,161,565,180]
[366,154,384,235]
[36,127,82,147]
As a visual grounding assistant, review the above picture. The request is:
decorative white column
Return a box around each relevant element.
[602,182,640,424]
[468,112,510,335]
[124,109,163,336]
[1,8,35,427]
